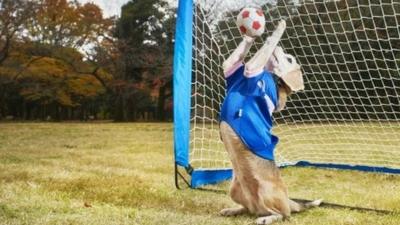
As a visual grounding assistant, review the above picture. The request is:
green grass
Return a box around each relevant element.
[0,122,400,225]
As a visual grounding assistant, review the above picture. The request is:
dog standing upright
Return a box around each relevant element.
[219,20,322,225]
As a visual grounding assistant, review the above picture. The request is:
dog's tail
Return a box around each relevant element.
[289,199,323,213]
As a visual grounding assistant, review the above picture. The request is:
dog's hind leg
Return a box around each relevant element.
[229,175,247,206]
[220,207,248,217]
[220,176,249,217]
[255,214,283,225]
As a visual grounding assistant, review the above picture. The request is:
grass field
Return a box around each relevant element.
[0,122,400,225]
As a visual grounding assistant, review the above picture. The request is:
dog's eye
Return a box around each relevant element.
[286,57,292,63]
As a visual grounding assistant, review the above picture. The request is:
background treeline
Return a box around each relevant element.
[0,0,174,121]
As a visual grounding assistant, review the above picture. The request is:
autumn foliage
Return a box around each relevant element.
[0,0,174,121]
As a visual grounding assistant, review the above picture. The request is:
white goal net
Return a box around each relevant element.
[190,0,400,172]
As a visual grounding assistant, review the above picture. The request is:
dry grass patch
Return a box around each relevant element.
[0,122,399,225]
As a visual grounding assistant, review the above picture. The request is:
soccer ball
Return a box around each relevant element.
[236,7,266,37]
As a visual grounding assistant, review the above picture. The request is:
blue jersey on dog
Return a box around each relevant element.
[220,64,279,161]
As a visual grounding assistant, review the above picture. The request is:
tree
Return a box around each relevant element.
[0,0,114,120]
[0,0,177,121]
[108,0,175,121]
[0,41,111,120]
[25,0,113,48]
[0,0,36,118]
[0,0,36,64]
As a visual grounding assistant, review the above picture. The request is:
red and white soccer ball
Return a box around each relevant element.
[236,7,266,37]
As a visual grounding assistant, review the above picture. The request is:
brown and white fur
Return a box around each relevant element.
[220,20,322,224]
[219,82,322,224]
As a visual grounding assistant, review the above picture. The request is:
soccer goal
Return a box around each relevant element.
[173,0,400,188]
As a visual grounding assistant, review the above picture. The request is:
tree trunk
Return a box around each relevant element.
[157,84,166,121]
[114,95,126,121]
[157,79,172,121]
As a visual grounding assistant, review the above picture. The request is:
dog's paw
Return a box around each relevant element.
[256,217,273,225]
[277,20,287,31]
[256,215,283,225]
[219,207,246,217]
[306,199,323,207]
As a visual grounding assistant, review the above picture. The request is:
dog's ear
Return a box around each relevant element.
[283,68,304,92]
[276,84,290,112]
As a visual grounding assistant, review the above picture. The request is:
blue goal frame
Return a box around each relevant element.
[173,0,232,188]
[172,0,400,189]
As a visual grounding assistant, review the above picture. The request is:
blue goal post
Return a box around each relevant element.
[173,0,232,188]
